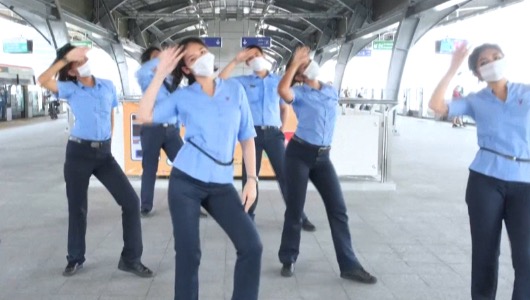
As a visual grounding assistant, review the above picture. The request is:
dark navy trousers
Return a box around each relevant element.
[140,124,183,211]
[278,137,361,272]
[466,170,530,300]
[64,140,143,265]
[242,126,309,221]
[168,168,262,300]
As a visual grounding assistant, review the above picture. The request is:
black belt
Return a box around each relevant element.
[256,125,278,130]
[143,123,176,128]
[291,135,331,153]
[186,139,234,166]
[68,136,110,148]
[480,147,530,162]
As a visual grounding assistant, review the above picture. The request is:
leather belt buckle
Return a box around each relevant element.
[90,142,100,148]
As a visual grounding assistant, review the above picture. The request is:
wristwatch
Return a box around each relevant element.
[247,175,259,183]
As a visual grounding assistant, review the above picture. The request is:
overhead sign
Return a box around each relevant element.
[241,36,271,48]
[435,38,466,54]
[3,39,33,54]
[71,40,93,48]
[201,37,222,48]
[356,48,372,57]
[372,40,393,50]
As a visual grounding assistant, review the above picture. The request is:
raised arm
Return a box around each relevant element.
[278,46,310,103]
[137,46,185,123]
[37,47,89,93]
[429,44,469,115]
[218,48,260,79]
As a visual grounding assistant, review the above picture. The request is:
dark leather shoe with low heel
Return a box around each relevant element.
[280,263,295,277]
[118,259,154,278]
[302,219,316,232]
[340,268,377,284]
[63,262,83,276]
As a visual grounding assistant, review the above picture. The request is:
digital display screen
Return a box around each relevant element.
[435,38,466,54]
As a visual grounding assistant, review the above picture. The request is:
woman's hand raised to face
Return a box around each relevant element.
[235,48,260,64]
[292,46,310,67]
[449,43,470,74]
[65,47,90,63]
[155,46,186,78]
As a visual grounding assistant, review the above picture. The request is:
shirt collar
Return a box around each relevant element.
[75,76,101,89]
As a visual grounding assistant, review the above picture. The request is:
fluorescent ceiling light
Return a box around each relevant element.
[434,0,468,11]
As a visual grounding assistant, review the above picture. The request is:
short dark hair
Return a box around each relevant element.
[140,46,161,64]
[53,43,77,82]
[245,45,263,54]
[468,43,503,74]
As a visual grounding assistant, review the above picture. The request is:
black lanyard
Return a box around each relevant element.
[186,139,234,166]
[480,147,530,163]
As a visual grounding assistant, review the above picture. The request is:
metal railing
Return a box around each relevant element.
[338,98,398,183]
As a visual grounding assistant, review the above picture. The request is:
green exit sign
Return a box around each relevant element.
[372,40,393,50]
[71,40,93,48]
[3,40,33,53]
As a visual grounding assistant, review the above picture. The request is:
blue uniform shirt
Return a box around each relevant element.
[136,58,179,126]
[57,78,117,141]
[153,78,256,184]
[290,83,338,146]
[234,73,283,127]
[448,82,530,183]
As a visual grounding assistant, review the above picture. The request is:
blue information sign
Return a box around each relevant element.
[3,39,33,54]
[201,37,222,48]
[241,37,271,48]
[356,49,372,57]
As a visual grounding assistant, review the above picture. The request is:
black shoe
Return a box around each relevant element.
[280,263,295,277]
[200,210,208,218]
[118,259,154,278]
[63,262,83,277]
[340,268,377,284]
[140,208,151,217]
[302,219,316,232]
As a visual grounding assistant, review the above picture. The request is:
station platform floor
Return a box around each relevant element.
[0,115,515,300]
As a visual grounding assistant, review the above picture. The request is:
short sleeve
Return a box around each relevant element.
[290,86,303,104]
[237,85,256,141]
[136,58,159,92]
[447,94,474,118]
[153,92,179,123]
[56,81,77,102]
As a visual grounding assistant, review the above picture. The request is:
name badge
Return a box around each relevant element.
[249,84,256,88]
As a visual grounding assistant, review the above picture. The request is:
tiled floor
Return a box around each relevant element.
[0,116,515,299]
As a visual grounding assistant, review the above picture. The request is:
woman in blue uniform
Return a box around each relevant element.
[219,45,316,231]
[429,43,530,300]
[276,46,376,284]
[136,46,183,216]
[37,44,152,278]
[137,38,262,300]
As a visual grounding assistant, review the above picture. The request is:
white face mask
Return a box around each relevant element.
[303,60,320,80]
[191,52,215,77]
[249,56,270,72]
[77,60,92,78]
[479,58,507,82]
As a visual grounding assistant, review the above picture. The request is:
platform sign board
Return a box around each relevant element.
[372,40,393,50]
[241,36,271,48]
[356,48,372,57]
[120,101,298,178]
[201,37,222,48]
[3,39,33,53]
